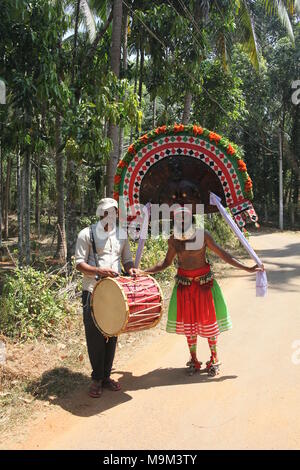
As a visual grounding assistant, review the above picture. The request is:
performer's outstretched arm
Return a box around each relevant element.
[143,238,177,274]
[205,231,264,273]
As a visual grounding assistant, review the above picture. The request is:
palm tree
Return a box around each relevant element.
[106,0,123,197]
[62,0,109,261]
[55,113,67,260]
[180,0,300,124]
[263,0,300,42]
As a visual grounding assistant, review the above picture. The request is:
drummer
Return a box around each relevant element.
[75,197,138,398]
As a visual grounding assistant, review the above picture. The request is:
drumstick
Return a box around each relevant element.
[135,270,155,276]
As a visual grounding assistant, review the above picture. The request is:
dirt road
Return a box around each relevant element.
[5,231,300,450]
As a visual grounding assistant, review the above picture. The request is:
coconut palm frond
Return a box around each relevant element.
[89,0,111,23]
[63,29,90,45]
[197,0,211,24]
[237,0,260,71]
[264,0,276,15]
[79,0,96,43]
[294,0,300,14]
[264,1,295,41]
[276,0,295,41]
[281,0,300,14]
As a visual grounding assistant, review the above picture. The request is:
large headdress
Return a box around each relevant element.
[113,124,258,229]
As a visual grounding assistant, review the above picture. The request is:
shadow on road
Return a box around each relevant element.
[116,368,237,389]
[254,242,300,291]
[257,243,300,259]
[221,241,300,292]
[25,366,237,418]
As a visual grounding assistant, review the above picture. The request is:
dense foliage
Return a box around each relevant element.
[0,267,70,339]
[0,0,299,267]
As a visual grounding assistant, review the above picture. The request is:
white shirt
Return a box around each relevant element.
[75,222,133,293]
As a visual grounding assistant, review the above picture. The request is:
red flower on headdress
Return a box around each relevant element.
[237,159,247,172]
[193,125,204,136]
[114,175,121,185]
[174,123,185,133]
[113,192,119,200]
[128,144,136,155]
[155,125,167,135]
[209,132,221,143]
[244,178,253,191]
[227,144,236,156]
[140,134,148,144]
[117,160,128,169]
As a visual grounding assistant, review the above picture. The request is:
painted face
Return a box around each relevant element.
[170,180,201,206]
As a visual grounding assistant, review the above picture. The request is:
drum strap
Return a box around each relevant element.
[89,226,111,341]
[89,225,100,268]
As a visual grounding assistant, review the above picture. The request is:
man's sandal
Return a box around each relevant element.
[88,380,103,398]
[102,377,121,391]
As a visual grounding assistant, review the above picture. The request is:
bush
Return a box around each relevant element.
[0,267,69,340]
[204,213,240,248]
[78,215,98,231]
[130,236,176,282]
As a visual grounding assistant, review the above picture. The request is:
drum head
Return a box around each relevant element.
[92,278,128,336]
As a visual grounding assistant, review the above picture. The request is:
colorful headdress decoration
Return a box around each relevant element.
[114,124,258,229]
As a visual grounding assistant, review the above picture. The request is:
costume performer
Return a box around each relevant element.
[112,123,264,375]
[143,206,262,375]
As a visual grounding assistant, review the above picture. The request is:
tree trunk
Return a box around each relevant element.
[17,151,23,266]
[66,156,78,263]
[181,1,203,125]
[289,201,295,227]
[80,191,84,218]
[4,156,11,240]
[0,142,2,246]
[106,0,123,197]
[264,201,268,223]
[72,0,81,85]
[110,0,122,77]
[135,43,144,136]
[24,151,31,265]
[0,148,2,211]
[182,91,193,125]
[35,154,41,240]
[138,44,144,106]
[292,103,300,209]
[107,124,119,196]
[153,97,157,128]
[55,113,66,260]
[122,5,128,73]
[118,126,124,162]
[118,6,129,162]
[130,47,140,144]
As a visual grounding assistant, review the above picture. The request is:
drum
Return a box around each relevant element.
[91,275,163,337]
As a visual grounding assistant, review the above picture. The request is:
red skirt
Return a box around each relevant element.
[174,265,220,338]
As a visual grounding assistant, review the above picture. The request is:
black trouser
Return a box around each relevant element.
[82,291,117,381]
